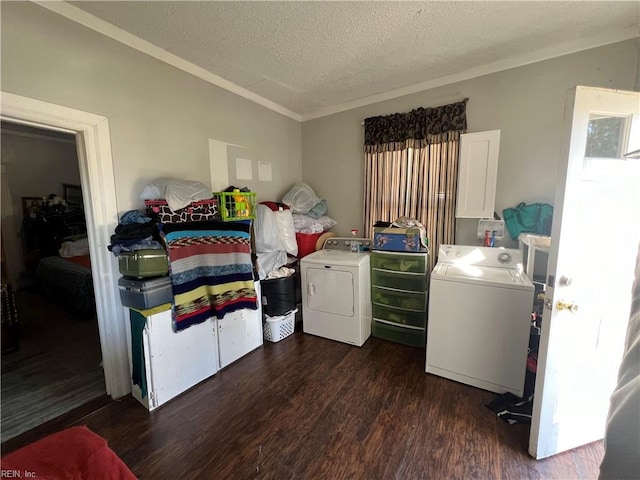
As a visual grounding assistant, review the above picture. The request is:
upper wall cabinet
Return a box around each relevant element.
[455,130,501,218]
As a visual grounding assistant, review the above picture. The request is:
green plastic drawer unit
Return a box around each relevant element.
[372,286,426,312]
[371,268,427,292]
[372,319,426,347]
[370,251,427,274]
[372,303,426,328]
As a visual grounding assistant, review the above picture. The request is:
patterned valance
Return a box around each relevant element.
[364,98,468,152]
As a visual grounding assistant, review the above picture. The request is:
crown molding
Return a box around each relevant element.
[301,30,640,122]
[35,2,638,124]
[35,1,302,122]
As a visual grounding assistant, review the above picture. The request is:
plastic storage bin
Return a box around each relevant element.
[263,308,297,342]
[295,232,323,258]
[372,286,426,312]
[370,251,427,274]
[371,269,427,292]
[372,319,426,347]
[372,303,426,328]
[214,191,257,221]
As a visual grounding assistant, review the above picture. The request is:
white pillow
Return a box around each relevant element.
[292,214,337,234]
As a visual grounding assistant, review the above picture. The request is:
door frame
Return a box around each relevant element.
[1,92,130,398]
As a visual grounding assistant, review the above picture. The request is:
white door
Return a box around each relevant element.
[306,267,354,316]
[529,87,640,459]
[146,311,218,410]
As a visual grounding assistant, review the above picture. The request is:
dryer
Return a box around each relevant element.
[301,237,372,346]
[426,244,534,397]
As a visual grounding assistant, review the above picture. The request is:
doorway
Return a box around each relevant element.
[1,92,132,413]
[0,121,108,440]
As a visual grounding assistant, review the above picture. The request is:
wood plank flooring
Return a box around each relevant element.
[2,332,604,479]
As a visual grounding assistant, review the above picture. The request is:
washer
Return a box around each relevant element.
[425,244,534,397]
[301,237,372,346]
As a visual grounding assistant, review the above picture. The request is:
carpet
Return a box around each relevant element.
[1,290,106,441]
[1,426,136,479]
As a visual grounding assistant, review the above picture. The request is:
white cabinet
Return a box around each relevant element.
[217,282,263,369]
[129,308,219,411]
[456,130,501,218]
[127,281,264,410]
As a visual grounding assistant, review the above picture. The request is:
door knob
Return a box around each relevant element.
[556,300,578,312]
[558,275,573,287]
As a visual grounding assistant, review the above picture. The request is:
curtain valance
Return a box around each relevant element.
[364,98,468,153]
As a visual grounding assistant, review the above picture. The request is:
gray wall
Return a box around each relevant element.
[1,2,302,215]
[1,131,81,221]
[302,39,640,246]
[2,2,637,248]
[1,129,81,284]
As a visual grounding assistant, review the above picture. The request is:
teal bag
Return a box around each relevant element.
[502,202,553,240]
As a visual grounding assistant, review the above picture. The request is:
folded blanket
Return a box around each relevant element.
[162,221,257,331]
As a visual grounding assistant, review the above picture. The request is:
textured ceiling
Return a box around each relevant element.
[66,1,640,120]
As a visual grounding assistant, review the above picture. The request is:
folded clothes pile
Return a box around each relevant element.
[108,210,163,256]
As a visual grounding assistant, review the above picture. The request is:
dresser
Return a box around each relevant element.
[370,250,429,347]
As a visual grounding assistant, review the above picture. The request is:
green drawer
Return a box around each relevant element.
[371,251,427,274]
[372,286,426,312]
[372,303,426,328]
[371,268,427,292]
[372,320,425,347]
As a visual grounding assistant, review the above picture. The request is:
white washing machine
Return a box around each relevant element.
[301,237,372,346]
[425,244,534,397]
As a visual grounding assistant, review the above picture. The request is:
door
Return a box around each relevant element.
[306,266,354,316]
[146,311,218,410]
[455,129,501,218]
[529,87,640,459]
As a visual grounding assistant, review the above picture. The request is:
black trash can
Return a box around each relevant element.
[261,275,296,316]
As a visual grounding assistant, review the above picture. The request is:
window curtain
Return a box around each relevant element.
[363,99,467,270]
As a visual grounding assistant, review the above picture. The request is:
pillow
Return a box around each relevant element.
[306,199,328,219]
[292,213,337,234]
[281,183,320,214]
[139,178,213,212]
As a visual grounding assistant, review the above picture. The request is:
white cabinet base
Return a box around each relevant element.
[128,282,263,411]
[217,281,263,369]
[130,309,218,411]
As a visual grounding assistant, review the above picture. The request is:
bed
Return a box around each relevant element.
[36,254,95,315]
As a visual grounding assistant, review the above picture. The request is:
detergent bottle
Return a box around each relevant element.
[233,188,246,217]
[350,229,359,253]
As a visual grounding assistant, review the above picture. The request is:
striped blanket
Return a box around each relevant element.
[161,221,257,331]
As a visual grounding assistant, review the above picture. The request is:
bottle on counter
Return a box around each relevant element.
[484,230,490,247]
[490,230,496,247]
[350,229,359,252]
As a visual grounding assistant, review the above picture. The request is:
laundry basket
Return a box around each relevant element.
[263,308,297,343]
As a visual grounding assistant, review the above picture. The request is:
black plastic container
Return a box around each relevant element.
[261,275,296,316]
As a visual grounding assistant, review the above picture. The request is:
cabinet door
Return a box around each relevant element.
[455,130,500,218]
[145,311,218,409]
[218,308,263,369]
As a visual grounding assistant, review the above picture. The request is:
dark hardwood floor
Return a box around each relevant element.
[2,332,603,479]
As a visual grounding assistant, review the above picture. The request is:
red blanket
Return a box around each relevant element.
[1,426,136,479]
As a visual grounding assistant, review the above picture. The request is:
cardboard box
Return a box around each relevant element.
[373,227,426,252]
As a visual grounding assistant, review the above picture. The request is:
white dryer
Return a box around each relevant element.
[426,245,534,397]
[301,237,372,346]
